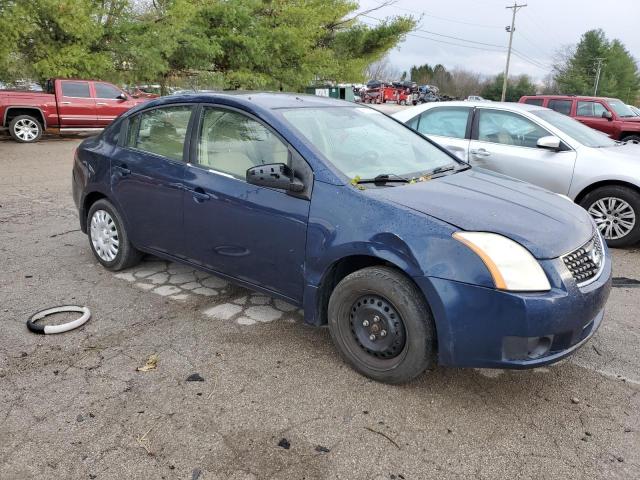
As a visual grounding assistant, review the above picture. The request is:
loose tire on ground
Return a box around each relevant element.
[87,199,142,271]
[9,114,43,143]
[328,266,436,384]
[579,185,640,248]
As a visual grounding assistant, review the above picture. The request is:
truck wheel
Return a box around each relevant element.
[328,266,436,384]
[9,115,43,143]
[579,185,640,248]
[87,199,142,271]
[623,135,640,144]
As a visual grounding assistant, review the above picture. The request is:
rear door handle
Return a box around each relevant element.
[470,148,491,157]
[96,102,108,106]
[114,165,131,176]
[60,102,71,105]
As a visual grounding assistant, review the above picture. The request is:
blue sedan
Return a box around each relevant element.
[72,93,611,383]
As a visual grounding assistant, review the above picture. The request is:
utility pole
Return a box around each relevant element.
[501,2,527,102]
[593,57,605,96]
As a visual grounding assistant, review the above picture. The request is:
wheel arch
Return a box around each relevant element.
[620,132,640,142]
[306,254,430,328]
[4,107,46,129]
[80,191,109,233]
[574,179,640,205]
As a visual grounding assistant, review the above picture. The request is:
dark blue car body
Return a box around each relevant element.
[72,93,611,370]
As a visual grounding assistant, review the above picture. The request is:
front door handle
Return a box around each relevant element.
[114,165,131,176]
[470,148,491,157]
[96,102,108,106]
[190,187,211,202]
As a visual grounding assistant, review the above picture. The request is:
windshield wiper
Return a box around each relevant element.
[421,164,460,177]
[355,173,409,185]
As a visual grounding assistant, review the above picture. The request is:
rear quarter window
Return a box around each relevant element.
[524,98,544,106]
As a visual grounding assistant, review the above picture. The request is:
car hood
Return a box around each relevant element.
[368,168,594,259]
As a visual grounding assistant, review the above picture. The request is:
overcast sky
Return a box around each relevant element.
[357,0,640,82]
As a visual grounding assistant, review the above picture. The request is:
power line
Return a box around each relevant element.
[511,48,553,70]
[361,14,505,48]
[390,4,503,29]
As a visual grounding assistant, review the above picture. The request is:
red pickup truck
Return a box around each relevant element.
[519,95,640,143]
[0,78,147,143]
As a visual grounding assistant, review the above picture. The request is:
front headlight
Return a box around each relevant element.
[453,231,551,292]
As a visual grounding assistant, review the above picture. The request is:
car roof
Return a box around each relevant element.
[522,95,619,102]
[158,91,355,109]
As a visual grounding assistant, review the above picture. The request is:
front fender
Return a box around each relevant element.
[303,182,496,324]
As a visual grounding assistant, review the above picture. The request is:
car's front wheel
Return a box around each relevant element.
[328,266,436,384]
[580,185,640,247]
[623,135,640,144]
[9,115,43,143]
[87,199,142,270]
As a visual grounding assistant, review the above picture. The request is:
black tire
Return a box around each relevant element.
[87,199,142,270]
[9,114,43,143]
[579,185,640,248]
[328,266,436,384]
[623,135,640,144]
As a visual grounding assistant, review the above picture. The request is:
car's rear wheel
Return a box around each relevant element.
[580,185,640,247]
[87,199,142,270]
[9,115,42,143]
[328,266,436,384]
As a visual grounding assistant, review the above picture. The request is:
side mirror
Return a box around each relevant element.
[246,163,304,192]
[117,93,128,101]
[601,110,613,120]
[537,135,562,151]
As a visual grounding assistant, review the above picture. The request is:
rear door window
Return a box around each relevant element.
[127,105,193,161]
[61,81,91,98]
[415,107,471,139]
[547,99,573,116]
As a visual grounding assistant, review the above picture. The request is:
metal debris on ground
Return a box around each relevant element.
[277,438,291,449]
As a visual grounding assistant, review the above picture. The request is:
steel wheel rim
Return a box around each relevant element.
[90,210,120,262]
[588,197,636,240]
[14,119,39,141]
[338,292,408,372]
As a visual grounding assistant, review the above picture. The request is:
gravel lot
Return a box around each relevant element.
[1,135,639,480]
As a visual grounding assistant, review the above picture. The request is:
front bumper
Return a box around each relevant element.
[414,255,612,369]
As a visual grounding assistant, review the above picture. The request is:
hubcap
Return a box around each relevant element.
[14,119,39,141]
[588,197,636,240]
[350,295,406,359]
[90,210,119,262]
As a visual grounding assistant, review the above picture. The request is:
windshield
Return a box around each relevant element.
[607,99,636,118]
[532,109,617,148]
[280,107,458,180]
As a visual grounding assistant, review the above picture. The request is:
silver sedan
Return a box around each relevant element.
[393,101,640,247]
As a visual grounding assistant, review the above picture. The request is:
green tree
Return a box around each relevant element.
[554,29,640,102]
[1,0,130,85]
[481,73,536,102]
[0,0,415,92]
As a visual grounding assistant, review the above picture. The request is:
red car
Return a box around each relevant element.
[519,95,640,143]
[0,78,147,143]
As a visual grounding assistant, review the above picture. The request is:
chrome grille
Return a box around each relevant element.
[562,233,604,286]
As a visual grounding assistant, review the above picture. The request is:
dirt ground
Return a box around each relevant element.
[1,134,639,480]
